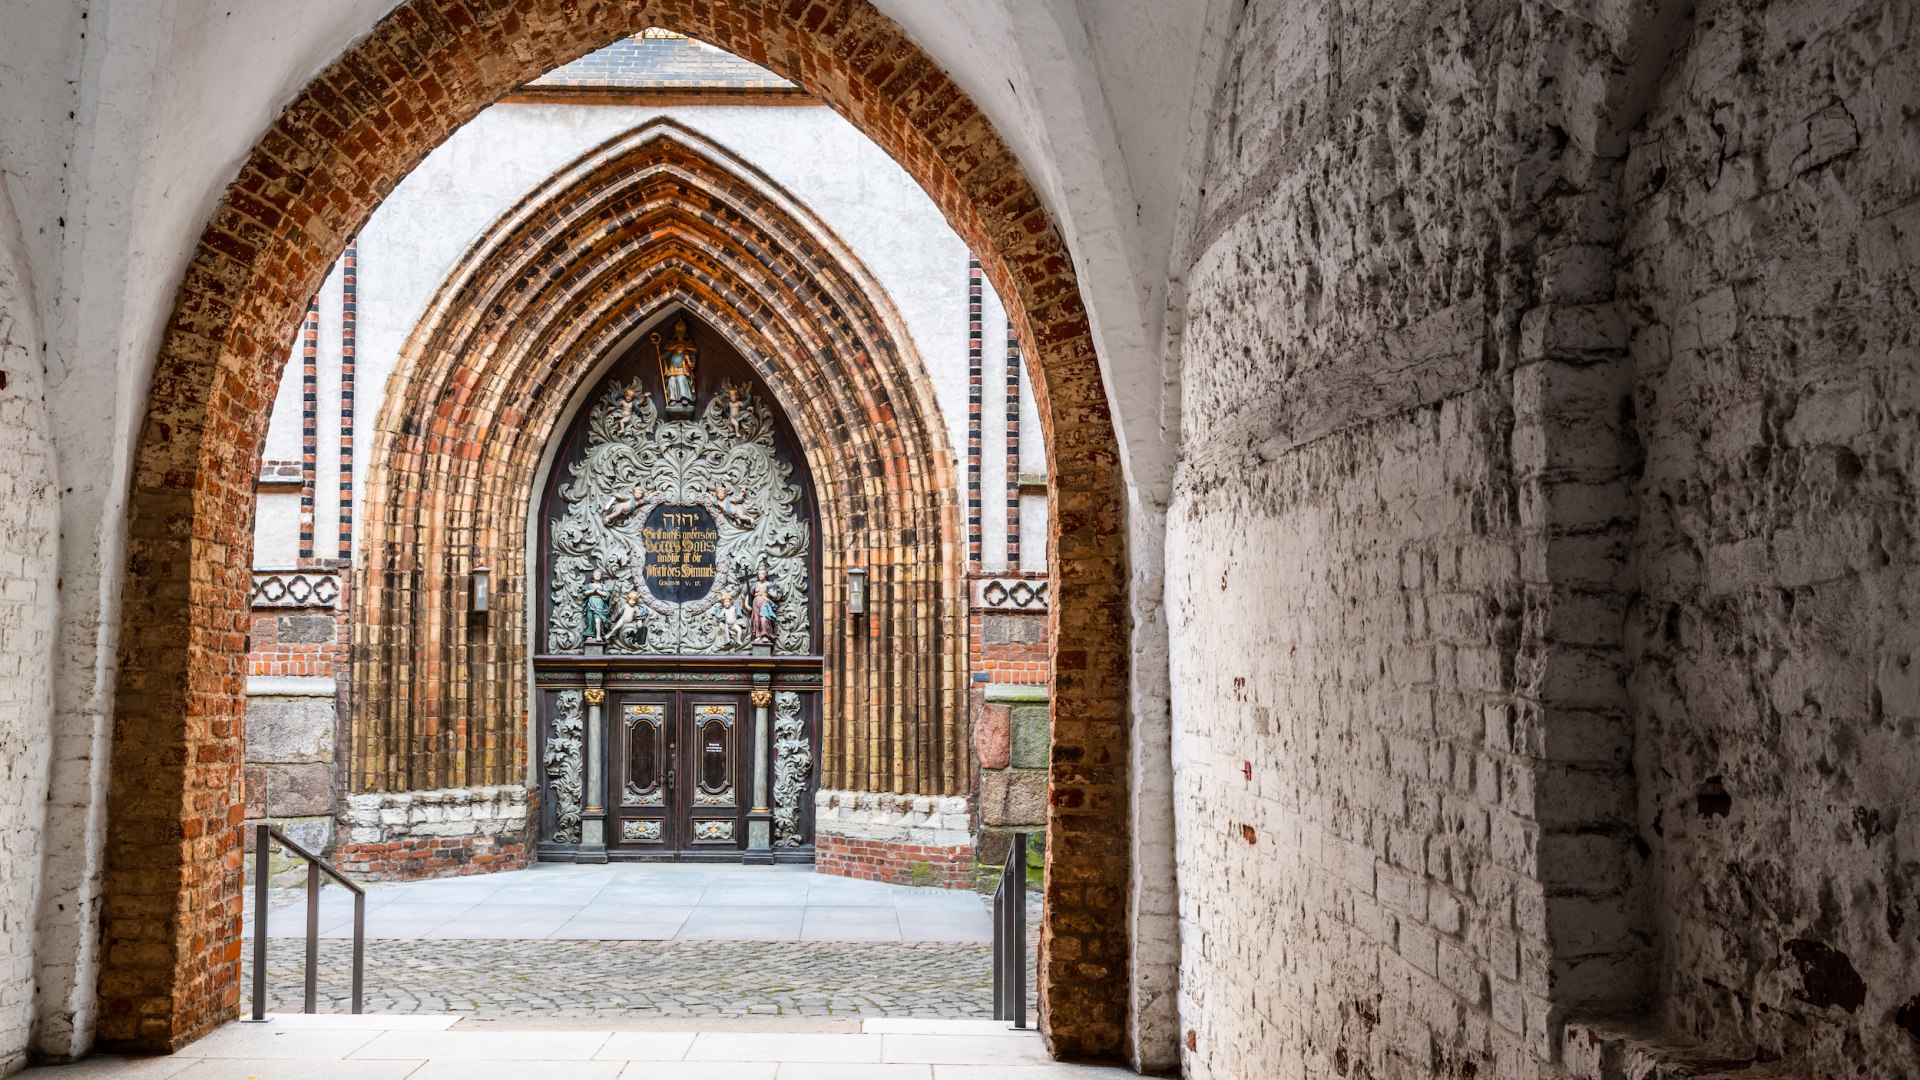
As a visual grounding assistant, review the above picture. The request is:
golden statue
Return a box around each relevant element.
[650,318,699,411]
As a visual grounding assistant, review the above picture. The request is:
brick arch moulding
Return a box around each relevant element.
[106,0,1131,1062]
[348,118,966,823]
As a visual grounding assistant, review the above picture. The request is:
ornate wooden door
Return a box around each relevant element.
[610,691,753,855]
[611,694,673,849]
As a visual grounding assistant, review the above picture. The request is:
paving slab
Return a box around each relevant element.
[683,1032,882,1062]
[18,1020,1110,1079]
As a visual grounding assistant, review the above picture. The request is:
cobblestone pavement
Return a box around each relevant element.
[244,936,1038,1018]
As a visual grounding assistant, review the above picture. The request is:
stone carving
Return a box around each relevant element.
[547,370,809,656]
[772,691,810,847]
[692,819,734,842]
[622,819,662,843]
[544,691,585,843]
[652,319,700,412]
[747,564,784,646]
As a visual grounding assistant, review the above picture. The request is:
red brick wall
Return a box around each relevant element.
[247,608,347,679]
[331,836,528,881]
[815,835,975,889]
[968,600,1048,686]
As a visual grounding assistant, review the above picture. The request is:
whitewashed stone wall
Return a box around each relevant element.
[813,790,973,848]
[1170,0,1920,1078]
[0,186,60,1076]
[338,787,530,846]
[1619,0,1920,1074]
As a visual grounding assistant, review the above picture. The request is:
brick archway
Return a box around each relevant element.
[105,0,1130,1062]
[349,120,969,809]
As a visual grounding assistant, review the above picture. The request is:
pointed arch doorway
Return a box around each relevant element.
[532,310,824,862]
[106,3,1136,1060]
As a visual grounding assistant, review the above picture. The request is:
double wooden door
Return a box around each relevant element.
[610,690,753,855]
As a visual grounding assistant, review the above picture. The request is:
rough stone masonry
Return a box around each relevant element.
[1170,0,1919,1078]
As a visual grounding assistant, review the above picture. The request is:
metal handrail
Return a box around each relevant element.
[249,823,365,1019]
[991,831,1028,1028]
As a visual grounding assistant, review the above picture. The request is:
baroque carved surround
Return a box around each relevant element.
[531,313,825,858]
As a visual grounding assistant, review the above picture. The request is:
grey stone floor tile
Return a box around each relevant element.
[549,917,691,940]
[925,1060,1128,1068]
[616,1064,776,1080]
[859,1020,1017,1036]
[409,1061,625,1080]
[169,1059,423,1080]
[16,1055,197,1079]
[684,1033,881,1063]
[799,906,902,942]
[184,1026,381,1059]
[879,1034,1051,1065]
[591,1032,697,1060]
[775,1065,931,1079]
[348,1030,612,1061]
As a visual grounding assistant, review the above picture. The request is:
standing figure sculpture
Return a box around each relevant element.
[652,318,699,412]
[581,568,614,643]
[748,563,784,645]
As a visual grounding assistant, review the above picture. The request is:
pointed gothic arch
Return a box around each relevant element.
[349,119,968,807]
[107,3,1132,1060]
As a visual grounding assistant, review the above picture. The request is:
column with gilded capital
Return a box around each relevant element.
[579,681,609,862]
[744,681,774,863]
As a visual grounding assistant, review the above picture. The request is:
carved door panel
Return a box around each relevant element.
[612,694,674,849]
[678,693,749,852]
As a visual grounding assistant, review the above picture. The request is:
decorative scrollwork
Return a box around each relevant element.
[547,371,810,656]
[622,820,662,842]
[772,691,810,847]
[692,819,735,843]
[544,691,585,843]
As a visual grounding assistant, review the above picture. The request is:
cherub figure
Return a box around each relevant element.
[712,589,747,647]
[600,483,656,528]
[606,584,646,644]
[723,384,748,439]
[704,484,758,529]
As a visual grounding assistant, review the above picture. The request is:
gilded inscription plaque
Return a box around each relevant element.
[642,504,719,603]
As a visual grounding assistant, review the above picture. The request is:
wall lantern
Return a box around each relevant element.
[470,565,492,615]
[846,567,868,616]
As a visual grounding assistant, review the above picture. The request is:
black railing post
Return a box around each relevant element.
[352,891,365,1014]
[992,830,1028,1028]
[304,861,321,1013]
[246,823,367,1018]
[251,823,270,1021]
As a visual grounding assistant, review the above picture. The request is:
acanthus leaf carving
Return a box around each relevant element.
[548,372,810,656]
[772,690,810,847]
[544,690,585,843]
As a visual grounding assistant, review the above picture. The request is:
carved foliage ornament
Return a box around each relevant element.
[545,691,585,843]
[772,691,810,847]
[548,374,810,656]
